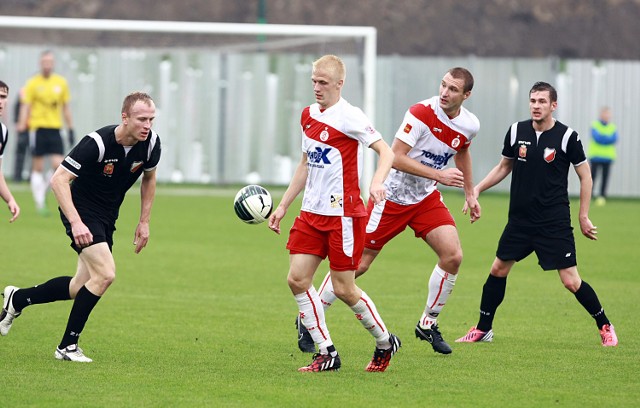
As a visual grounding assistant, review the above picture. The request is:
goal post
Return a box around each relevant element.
[0,16,377,195]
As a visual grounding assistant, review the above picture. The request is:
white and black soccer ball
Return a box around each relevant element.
[233,185,273,224]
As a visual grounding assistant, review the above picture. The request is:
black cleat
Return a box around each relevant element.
[415,323,452,354]
[295,315,316,353]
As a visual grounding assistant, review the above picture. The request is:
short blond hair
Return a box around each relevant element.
[121,91,154,115]
[312,55,346,82]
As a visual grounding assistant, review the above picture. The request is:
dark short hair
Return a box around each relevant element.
[121,92,154,115]
[448,67,474,92]
[529,81,557,102]
[0,80,8,93]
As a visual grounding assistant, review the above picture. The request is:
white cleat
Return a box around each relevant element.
[55,345,93,363]
[0,286,21,336]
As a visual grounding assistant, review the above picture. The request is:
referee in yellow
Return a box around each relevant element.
[17,50,74,216]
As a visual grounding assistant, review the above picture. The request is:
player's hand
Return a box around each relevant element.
[579,217,598,240]
[71,221,93,249]
[134,221,150,253]
[268,206,286,235]
[67,128,75,146]
[369,181,387,205]
[437,168,465,188]
[7,200,20,223]
[463,195,481,223]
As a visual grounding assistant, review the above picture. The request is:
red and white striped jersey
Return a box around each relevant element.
[385,96,480,205]
[300,98,382,217]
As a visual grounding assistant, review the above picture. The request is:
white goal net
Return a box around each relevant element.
[0,16,376,187]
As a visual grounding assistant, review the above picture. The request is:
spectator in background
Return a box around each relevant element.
[588,106,618,206]
[12,87,30,182]
[0,80,21,222]
[17,50,75,216]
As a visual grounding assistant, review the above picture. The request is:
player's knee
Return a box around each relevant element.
[441,249,463,272]
[287,273,309,293]
[332,284,358,305]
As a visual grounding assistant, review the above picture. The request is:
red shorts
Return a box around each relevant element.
[365,190,456,250]
[286,211,365,272]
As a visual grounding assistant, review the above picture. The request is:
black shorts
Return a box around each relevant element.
[496,221,577,271]
[30,128,64,156]
[60,210,115,254]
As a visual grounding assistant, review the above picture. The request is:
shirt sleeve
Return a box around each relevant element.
[501,126,515,159]
[60,136,99,177]
[567,131,587,165]
[343,105,382,147]
[144,135,162,171]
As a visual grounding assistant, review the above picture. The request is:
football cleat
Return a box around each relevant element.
[295,315,316,353]
[415,323,452,354]
[298,352,341,372]
[365,333,401,372]
[55,344,93,363]
[599,324,618,347]
[455,326,494,343]
[0,286,21,336]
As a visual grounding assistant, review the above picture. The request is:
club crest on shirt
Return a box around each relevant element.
[320,127,330,141]
[103,163,114,176]
[519,145,527,158]
[403,123,412,133]
[452,136,461,148]
[330,194,343,208]
[365,125,376,135]
[543,147,556,163]
[130,161,144,173]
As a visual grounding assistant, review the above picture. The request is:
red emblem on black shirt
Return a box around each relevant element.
[103,163,114,176]
[543,147,556,163]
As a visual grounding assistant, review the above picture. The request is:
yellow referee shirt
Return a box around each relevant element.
[22,73,70,131]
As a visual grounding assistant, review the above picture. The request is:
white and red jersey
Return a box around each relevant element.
[385,96,480,205]
[300,98,382,217]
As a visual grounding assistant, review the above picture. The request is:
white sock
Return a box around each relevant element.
[351,291,390,349]
[294,287,333,351]
[318,272,337,310]
[30,171,47,209]
[419,265,458,329]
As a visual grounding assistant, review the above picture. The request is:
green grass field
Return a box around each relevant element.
[1,184,638,407]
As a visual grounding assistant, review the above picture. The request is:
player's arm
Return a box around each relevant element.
[475,157,514,195]
[134,168,157,253]
[391,138,464,187]
[0,159,20,222]
[455,148,481,223]
[17,101,30,132]
[268,153,308,234]
[574,161,598,240]
[51,165,93,248]
[368,139,393,204]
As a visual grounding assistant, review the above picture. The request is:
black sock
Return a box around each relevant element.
[327,345,338,357]
[12,276,72,312]
[59,286,101,349]
[574,280,610,328]
[477,274,507,332]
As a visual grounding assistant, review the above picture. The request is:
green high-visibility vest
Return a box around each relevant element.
[588,120,617,160]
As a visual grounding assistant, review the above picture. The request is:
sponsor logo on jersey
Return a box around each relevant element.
[330,194,343,208]
[307,147,332,165]
[403,123,412,133]
[543,147,556,163]
[420,150,454,167]
[320,127,330,141]
[64,156,81,170]
[432,126,443,133]
[130,161,144,173]
[103,163,114,176]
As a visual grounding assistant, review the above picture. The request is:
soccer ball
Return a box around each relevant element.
[233,185,273,224]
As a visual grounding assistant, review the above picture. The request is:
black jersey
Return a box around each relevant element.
[501,119,586,227]
[60,125,161,223]
[0,122,7,157]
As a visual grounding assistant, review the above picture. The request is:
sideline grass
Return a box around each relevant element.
[1,184,638,407]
